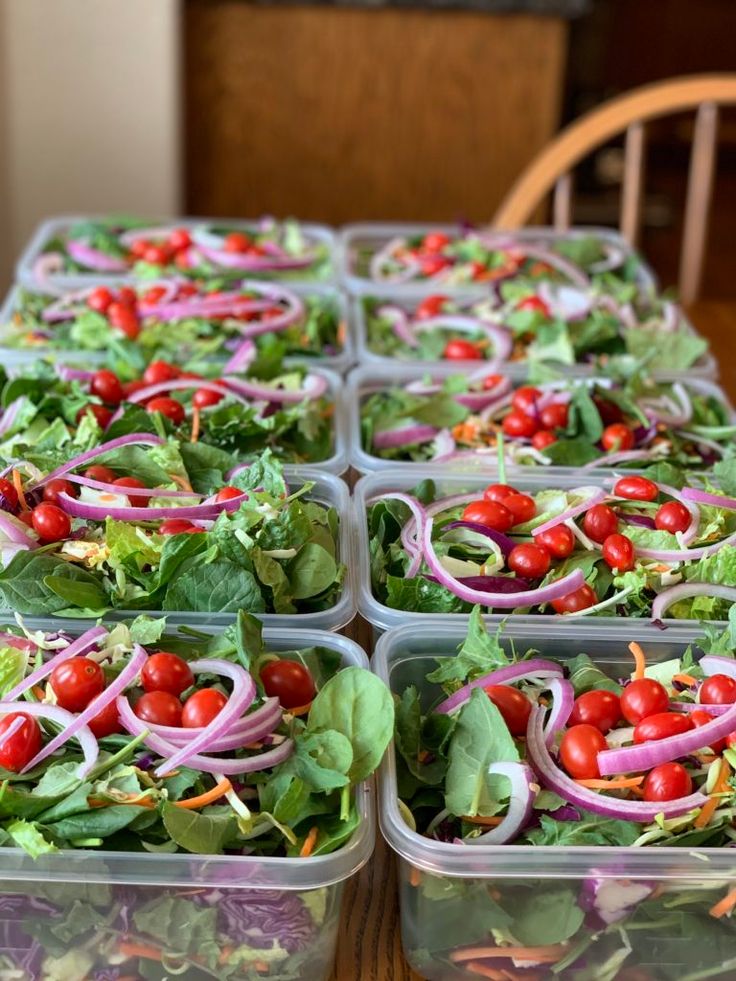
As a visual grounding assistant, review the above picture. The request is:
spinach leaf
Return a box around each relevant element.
[0,552,105,616]
[161,802,237,854]
[287,543,337,600]
[428,607,508,685]
[293,730,353,791]
[521,811,639,846]
[178,442,233,494]
[162,561,266,613]
[395,687,446,786]
[42,804,149,840]
[566,652,621,695]
[510,887,585,946]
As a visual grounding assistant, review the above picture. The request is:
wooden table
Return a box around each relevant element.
[331,300,735,981]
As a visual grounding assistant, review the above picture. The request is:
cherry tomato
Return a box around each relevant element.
[593,397,623,426]
[143,245,170,266]
[483,685,531,736]
[182,688,228,728]
[175,251,192,270]
[503,493,536,526]
[134,691,183,727]
[516,296,550,316]
[42,479,78,507]
[634,712,692,744]
[18,511,34,529]
[582,504,618,544]
[177,283,199,299]
[602,533,635,572]
[50,657,105,712]
[117,287,138,308]
[443,339,482,361]
[560,724,608,779]
[87,286,114,314]
[420,255,451,277]
[141,285,168,306]
[192,387,224,409]
[214,486,243,504]
[168,228,191,252]
[540,403,568,430]
[224,232,251,253]
[130,239,150,259]
[482,374,505,391]
[655,501,691,534]
[512,386,542,415]
[88,700,122,739]
[483,484,518,504]
[84,465,116,483]
[261,660,316,709]
[109,476,149,509]
[159,518,204,535]
[689,709,726,753]
[534,524,575,559]
[76,404,113,428]
[0,714,42,773]
[146,397,185,425]
[502,411,538,439]
[31,503,71,543]
[0,478,19,510]
[143,360,179,386]
[142,652,195,698]
[422,232,450,253]
[507,543,550,579]
[415,295,448,320]
[551,583,597,614]
[90,370,124,405]
[620,678,670,725]
[532,430,557,450]
[461,500,513,533]
[699,674,736,706]
[568,690,622,734]
[643,762,693,802]
[602,423,635,452]
[107,302,140,339]
[613,476,659,502]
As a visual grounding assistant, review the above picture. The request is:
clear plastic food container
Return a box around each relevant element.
[346,364,733,477]
[354,468,728,639]
[374,620,736,981]
[0,619,375,981]
[16,215,339,290]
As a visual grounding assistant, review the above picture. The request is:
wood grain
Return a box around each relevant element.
[183,1,567,223]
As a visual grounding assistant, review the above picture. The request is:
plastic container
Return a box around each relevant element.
[374,620,736,981]
[346,363,733,476]
[0,618,375,981]
[354,468,729,639]
[16,214,339,290]
[0,280,354,374]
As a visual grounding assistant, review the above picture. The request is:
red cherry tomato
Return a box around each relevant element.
[483,685,531,736]
[415,295,448,320]
[469,260,488,281]
[461,500,514,533]
[620,679,670,725]
[503,493,536,526]
[88,700,122,739]
[111,476,150,508]
[84,465,116,483]
[0,478,19,510]
[134,691,183,727]
[87,286,114,314]
[602,423,635,452]
[482,374,505,391]
[146,397,185,425]
[177,283,199,299]
[532,430,557,450]
[168,228,192,252]
[443,339,482,361]
[582,504,618,544]
[551,583,597,614]
[42,479,78,507]
[142,652,195,698]
[50,657,105,712]
[689,709,726,753]
[129,239,150,259]
[512,386,542,415]
[483,484,518,504]
[602,533,635,572]
[568,690,622,734]
[182,688,228,728]
[31,503,71,543]
[224,232,251,253]
[192,387,224,409]
[560,724,608,779]
[507,543,550,579]
[613,476,659,502]
[261,660,316,709]
[655,501,691,534]
[141,285,168,306]
[540,403,568,430]
[420,255,451,277]
[18,511,34,529]
[502,411,538,439]
[143,361,179,386]
[107,302,140,339]
[699,674,736,706]
[0,714,42,773]
[143,245,170,266]
[76,404,113,428]
[634,712,693,744]
[534,524,575,559]
[159,518,204,535]
[214,486,243,504]
[515,295,550,315]
[117,287,138,308]
[643,762,693,802]
[89,370,124,406]
[175,251,192,270]
[422,232,450,253]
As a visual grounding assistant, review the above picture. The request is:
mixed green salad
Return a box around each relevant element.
[359,372,734,472]
[32,217,333,281]
[0,360,336,467]
[0,443,344,617]
[391,609,736,980]
[366,463,736,621]
[0,612,393,979]
[4,279,344,365]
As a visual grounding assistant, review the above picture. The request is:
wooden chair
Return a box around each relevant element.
[491,74,736,304]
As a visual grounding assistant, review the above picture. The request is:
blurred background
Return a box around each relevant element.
[0,0,735,293]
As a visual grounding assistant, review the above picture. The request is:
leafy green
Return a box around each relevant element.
[427,608,509,686]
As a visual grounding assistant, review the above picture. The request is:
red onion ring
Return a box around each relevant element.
[0,702,98,779]
[221,373,328,405]
[377,304,419,349]
[0,514,38,549]
[700,655,736,683]
[435,659,563,715]
[224,338,257,374]
[542,678,575,747]
[367,492,427,579]
[56,490,245,522]
[682,488,736,511]
[413,316,513,362]
[196,242,315,271]
[64,474,202,499]
[652,583,736,620]
[457,762,537,845]
[66,239,127,272]
[31,253,67,293]
[369,237,422,283]
[30,434,165,489]
[0,398,27,439]
[373,425,439,450]
[145,697,282,750]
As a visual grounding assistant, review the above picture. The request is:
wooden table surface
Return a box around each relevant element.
[332,300,736,981]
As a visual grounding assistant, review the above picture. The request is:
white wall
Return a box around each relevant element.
[0,0,181,287]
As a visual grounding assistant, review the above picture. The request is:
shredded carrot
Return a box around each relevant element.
[12,470,28,511]
[170,473,194,492]
[695,758,731,829]
[320,404,335,419]
[174,778,232,810]
[409,865,421,887]
[337,320,347,345]
[710,885,736,918]
[577,775,644,790]
[254,963,270,974]
[462,815,504,827]
[218,947,234,964]
[32,686,44,700]
[288,701,312,717]
[190,406,200,443]
[465,963,508,980]
[451,945,569,964]
[673,673,698,687]
[119,941,163,961]
[299,825,319,857]
[629,641,647,680]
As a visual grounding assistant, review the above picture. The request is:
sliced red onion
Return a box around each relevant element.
[512,244,590,289]
[196,242,315,271]
[66,239,127,272]
[0,398,27,439]
[652,583,736,620]
[401,493,487,551]
[224,338,257,374]
[56,490,245,522]
[368,492,426,579]
[618,512,656,529]
[532,487,608,536]
[30,434,165,489]
[478,392,515,423]
[0,514,38,549]
[671,701,731,716]
[442,520,515,557]
[65,474,202,499]
[55,364,95,382]
[581,450,658,470]
[425,574,532,592]
[369,238,422,283]
[458,762,536,845]
[635,529,736,564]
[0,702,98,779]
[377,304,419,348]
[31,253,67,293]
[700,655,736,682]
[527,706,706,819]
[144,697,281,750]
[5,624,108,702]
[0,633,36,653]
[537,282,592,320]
[682,487,736,511]
[430,429,457,461]
[542,678,575,746]
[126,379,252,408]
[373,425,439,450]
[588,243,625,275]
[221,373,328,405]
[413,316,513,361]
[435,659,563,716]
[677,432,728,459]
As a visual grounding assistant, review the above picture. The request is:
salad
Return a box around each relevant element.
[0,441,345,617]
[0,612,393,979]
[3,279,345,366]
[30,217,333,282]
[0,361,336,468]
[359,372,734,472]
[365,464,736,622]
[360,287,709,372]
[388,609,736,980]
